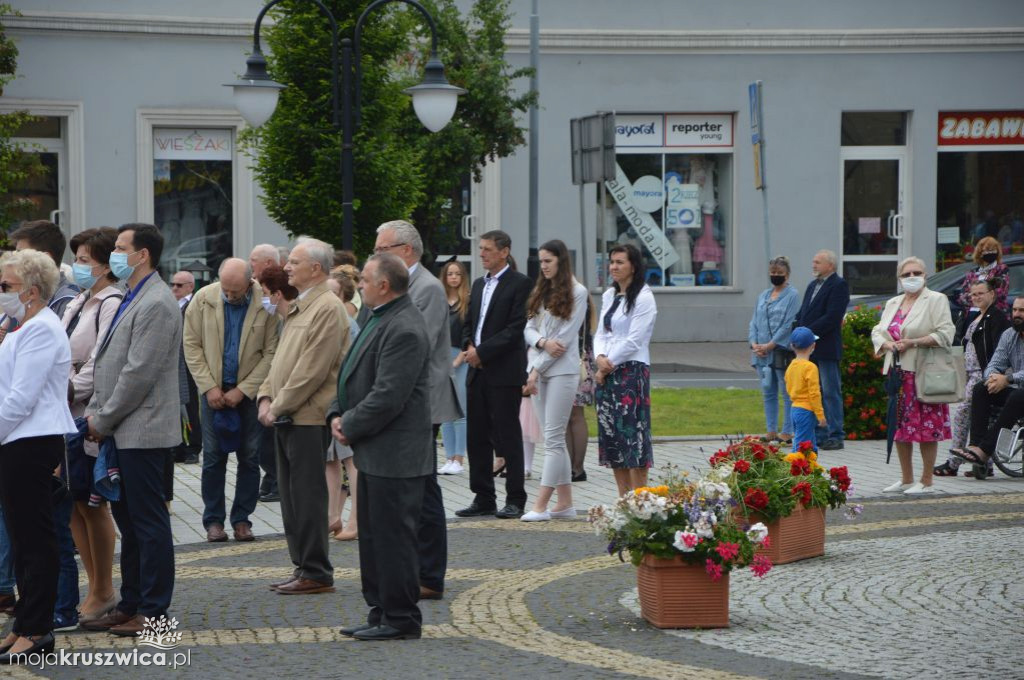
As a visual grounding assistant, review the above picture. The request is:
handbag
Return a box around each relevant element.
[914,345,966,404]
[772,348,796,370]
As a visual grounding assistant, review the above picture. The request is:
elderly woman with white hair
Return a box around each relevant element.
[0,249,77,662]
[871,256,955,495]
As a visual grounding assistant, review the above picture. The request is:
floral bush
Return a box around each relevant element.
[588,467,772,581]
[708,437,860,523]
[841,304,887,440]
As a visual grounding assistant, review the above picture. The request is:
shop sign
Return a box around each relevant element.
[665,114,733,147]
[605,163,680,270]
[664,173,700,229]
[614,115,663,147]
[938,111,1024,146]
[154,128,233,160]
[631,175,664,213]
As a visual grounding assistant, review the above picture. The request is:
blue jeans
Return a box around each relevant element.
[53,494,79,619]
[760,365,793,435]
[200,396,262,529]
[0,503,14,594]
[440,348,468,459]
[792,407,818,452]
[813,359,845,442]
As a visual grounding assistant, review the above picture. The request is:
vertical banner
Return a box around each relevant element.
[605,164,681,270]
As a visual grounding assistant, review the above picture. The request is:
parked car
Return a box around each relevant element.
[845,254,1024,323]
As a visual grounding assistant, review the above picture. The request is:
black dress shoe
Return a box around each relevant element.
[571,471,588,483]
[259,492,281,502]
[339,622,377,637]
[495,504,524,519]
[455,502,496,518]
[0,632,55,664]
[819,439,844,451]
[352,624,421,641]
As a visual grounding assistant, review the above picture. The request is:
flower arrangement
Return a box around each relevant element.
[841,304,886,440]
[589,467,772,581]
[708,437,860,523]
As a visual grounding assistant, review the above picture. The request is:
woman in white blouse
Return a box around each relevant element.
[61,228,123,624]
[520,240,588,521]
[0,249,77,662]
[594,244,658,496]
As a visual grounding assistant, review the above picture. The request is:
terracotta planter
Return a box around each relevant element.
[757,504,825,565]
[636,555,729,629]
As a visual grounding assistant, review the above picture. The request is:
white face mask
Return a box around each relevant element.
[900,276,925,294]
[261,296,277,316]
[0,291,26,320]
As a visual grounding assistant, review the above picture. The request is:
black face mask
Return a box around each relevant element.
[982,252,998,264]
[1014,317,1024,332]
[770,275,786,286]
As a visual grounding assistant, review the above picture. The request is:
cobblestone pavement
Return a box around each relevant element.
[5,441,1020,679]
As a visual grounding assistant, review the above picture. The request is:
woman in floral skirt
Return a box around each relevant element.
[594,244,658,496]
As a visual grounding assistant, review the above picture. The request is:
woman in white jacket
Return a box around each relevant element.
[520,240,588,521]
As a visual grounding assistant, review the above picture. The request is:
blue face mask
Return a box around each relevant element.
[109,251,136,280]
[72,263,99,289]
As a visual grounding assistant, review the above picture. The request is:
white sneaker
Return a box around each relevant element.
[446,461,463,475]
[549,507,577,519]
[520,510,551,522]
[882,481,914,493]
[437,461,452,474]
[904,482,936,495]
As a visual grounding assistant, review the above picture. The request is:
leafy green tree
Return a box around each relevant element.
[0,3,45,238]
[243,0,533,258]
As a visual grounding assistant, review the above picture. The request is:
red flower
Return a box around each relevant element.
[715,542,740,561]
[621,394,634,406]
[753,449,767,461]
[829,466,852,492]
[848,432,858,440]
[705,559,723,582]
[762,535,771,549]
[790,458,811,476]
[751,553,772,578]
[798,440,814,453]
[744,488,770,511]
[733,459,751,473]
[792,481,812,506]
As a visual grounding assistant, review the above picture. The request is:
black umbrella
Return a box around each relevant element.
[884,352,902,463]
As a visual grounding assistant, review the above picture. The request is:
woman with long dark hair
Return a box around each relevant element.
[594,244,658,496]
[439,259,470,475]
[520,240,588,521]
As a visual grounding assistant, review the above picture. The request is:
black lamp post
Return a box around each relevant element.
[226,0,466,250]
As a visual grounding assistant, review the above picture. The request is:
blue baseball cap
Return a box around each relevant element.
[790,326,819,350]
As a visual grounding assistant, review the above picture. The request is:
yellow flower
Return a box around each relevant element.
[783,453,806,464]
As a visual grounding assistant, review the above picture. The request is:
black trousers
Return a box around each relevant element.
[275,425,332,583]
[110,448,175,618]
[258,424,277,495]
[969,382,1024,454]
[466,372,526,508]
[418,425,447,592]
[358,472,427,633]
[0,435,63,636]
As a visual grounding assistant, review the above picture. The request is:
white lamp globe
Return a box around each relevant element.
[403,57,466,133]
[231,84,282,128]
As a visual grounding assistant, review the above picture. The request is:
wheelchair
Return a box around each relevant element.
[991,420,1024,478]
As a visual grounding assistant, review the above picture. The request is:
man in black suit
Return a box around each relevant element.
[795,249,851,450]
[455,230,533,520]
[330,254,433,641]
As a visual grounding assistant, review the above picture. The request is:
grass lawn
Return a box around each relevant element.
[583,387,766,438]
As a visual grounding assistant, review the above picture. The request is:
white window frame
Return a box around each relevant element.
[136,109,254,260]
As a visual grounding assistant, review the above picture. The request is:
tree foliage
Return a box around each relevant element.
[242,0,533,259]
[0,4,46,237]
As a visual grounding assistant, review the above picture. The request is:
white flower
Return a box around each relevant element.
[747,522,769,544]
[673,530,699,552]
[694,516,715,538]
[696,476,732,501]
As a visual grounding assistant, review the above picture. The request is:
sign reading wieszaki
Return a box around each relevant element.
[153,129,233,160]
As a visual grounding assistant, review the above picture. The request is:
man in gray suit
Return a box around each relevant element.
[82,223,181,636]
[330,254,432,641]
[373,220,458,601]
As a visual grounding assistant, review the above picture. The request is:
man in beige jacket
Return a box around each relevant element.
[258,238,349,595]
[184,258,278,542]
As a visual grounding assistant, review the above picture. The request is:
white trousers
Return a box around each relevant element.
[533,372,578,487]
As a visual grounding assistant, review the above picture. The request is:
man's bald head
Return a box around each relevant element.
[171,270,195,300]
[219,258,252,304]
[249,244,279,278]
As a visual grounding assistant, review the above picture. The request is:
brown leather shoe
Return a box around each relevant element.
[109,614,147,637]
[80,608,134,631]
[206,524,228,542]
[233,522,255,542]
[419,586,443,601]
[0,593,14,614]
[268,575,298,591]
[274,578,335,595]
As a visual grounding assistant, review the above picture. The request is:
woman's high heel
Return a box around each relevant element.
[0,632,55,664]
[493,463,506,478]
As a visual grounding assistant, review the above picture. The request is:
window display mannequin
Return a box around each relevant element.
[692,157,723,268]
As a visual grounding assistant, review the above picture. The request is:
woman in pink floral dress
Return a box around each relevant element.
[872,257,956,495]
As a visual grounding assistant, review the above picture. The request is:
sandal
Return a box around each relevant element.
[933,462,958,477]
[950,447,986,464]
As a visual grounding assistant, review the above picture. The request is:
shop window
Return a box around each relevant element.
[599,113,733,288]
[841,112,907,146]
[2,116,65,232]
[153,128,234,278]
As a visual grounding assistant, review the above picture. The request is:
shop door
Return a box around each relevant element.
[840,148,907,296]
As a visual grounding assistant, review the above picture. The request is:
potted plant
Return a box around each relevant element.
[708,437,859,564]
[589,468,772,629]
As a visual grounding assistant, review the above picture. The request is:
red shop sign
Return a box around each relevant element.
[938,111,1024,146]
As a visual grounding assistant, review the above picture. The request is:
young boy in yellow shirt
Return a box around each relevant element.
[785,326,828,452]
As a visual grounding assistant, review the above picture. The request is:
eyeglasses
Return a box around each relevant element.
[0,282,21,293]
[373,243,406,254]
[899,271,925,278]
[170,282,188,288]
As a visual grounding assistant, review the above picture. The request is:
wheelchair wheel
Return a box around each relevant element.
[991,436,1024,478]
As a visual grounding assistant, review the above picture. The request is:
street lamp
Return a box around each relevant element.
[226,0,466,249]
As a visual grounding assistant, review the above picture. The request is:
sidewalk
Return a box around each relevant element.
[650,341,751,373]
[166,438,1020,545]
